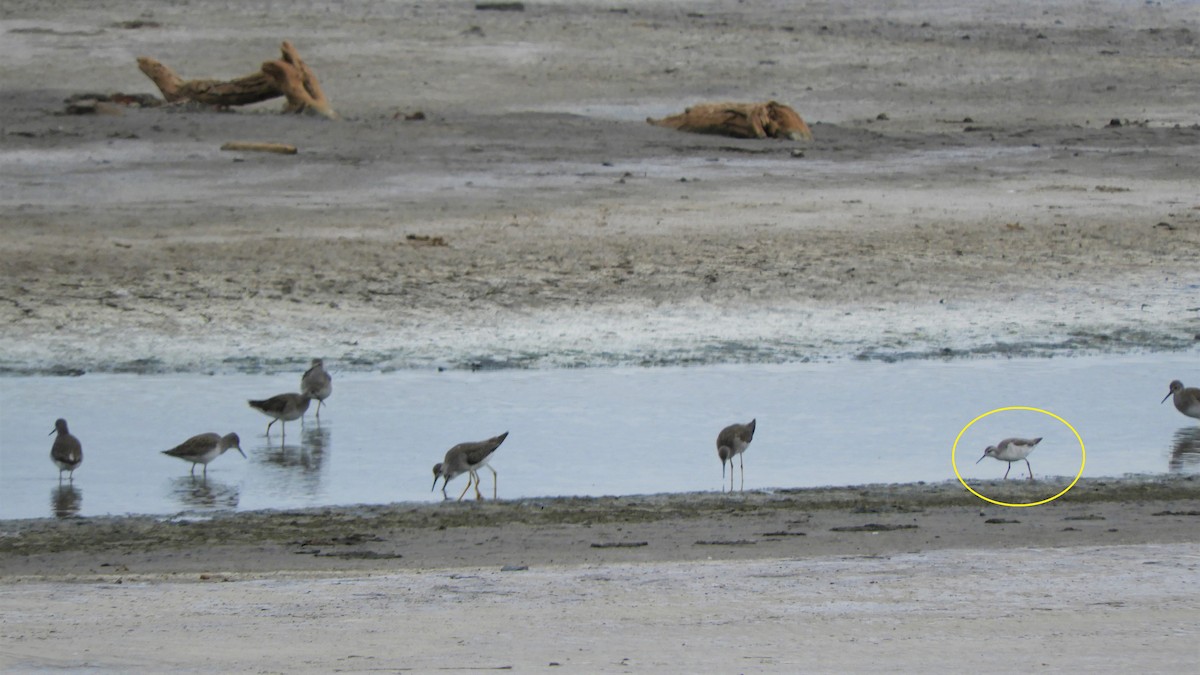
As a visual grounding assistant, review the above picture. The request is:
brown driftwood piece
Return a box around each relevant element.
[260,41,337,119]
[648,101,813,141]
[136,42,336,118]
[137,57,278,106]
[220,141,298,155]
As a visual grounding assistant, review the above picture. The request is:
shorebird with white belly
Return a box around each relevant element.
[248,392,311,439]
[432,432,508,501]
[977,437,1041,480]
[301,358,332,420]
[717,419,756,492]
[162,432,245,478]
[1162,380,1200,423]
[49,418,83,482]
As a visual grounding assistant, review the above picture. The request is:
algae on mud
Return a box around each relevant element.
[2,477,1197,580]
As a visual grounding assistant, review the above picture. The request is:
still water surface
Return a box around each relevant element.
[1,353,1197,520]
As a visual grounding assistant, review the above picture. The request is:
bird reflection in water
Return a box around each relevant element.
[260,425,329,471]
[251,425,330,501]
[302,424,330,457]
[171,475,239,511]
[50,484,81,518]
[1168,427,1200,473]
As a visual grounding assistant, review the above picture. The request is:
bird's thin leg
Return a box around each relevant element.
[1003,463,1011,480]
[265,420,276,437]
[1025,459,1033,481]
[190,464,196,476]
[739,454,745,492]
[315,400,322,420]
[487,465,498,500]
[457,475,473,502]
[472,470,484,501]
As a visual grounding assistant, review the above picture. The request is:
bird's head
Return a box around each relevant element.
[1163,380,1184,404]
[225,432,246,458]
[976,446,997,464]
[718,446,732,477]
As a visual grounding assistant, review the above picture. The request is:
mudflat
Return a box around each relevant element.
[1,479,1199,671]
[1,0,1197,372]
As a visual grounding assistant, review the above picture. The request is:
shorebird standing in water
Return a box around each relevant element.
[1162,380,1200,422]
[432,432,508,501]
[162,432,245,478]
[49,418,83,482]
[717,419,756,492]
[977,437,1042,480]
[248,392,311,439]
[301,358,332,420]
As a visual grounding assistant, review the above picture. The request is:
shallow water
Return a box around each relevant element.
[1,353,1197,520]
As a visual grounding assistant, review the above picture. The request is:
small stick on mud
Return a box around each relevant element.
[220,141,298,154]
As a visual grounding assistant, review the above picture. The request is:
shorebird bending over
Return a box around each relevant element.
[717,419,756,492]
[163,432,245,478]
[1162,380,1200,422]
[301,358,332,420]
[432,432,509,501]
[977,437,1042,480]
[49,418,83,482]
[248,393,311,438]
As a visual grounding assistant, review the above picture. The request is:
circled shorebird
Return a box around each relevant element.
[432,431,509,501]
[1162,380,1200,422]
[301,358,332,420]
[162,432,245,478]
[248,392,311,438]
[49,418,83,482]
[977,437,1042,480]
[717,419,756,492]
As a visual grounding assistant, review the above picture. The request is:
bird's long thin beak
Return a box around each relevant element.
[1162,391,1173,404]
[431,476,439,492]
[48,428,55,436]
[235,447,247,458]
[975,453,987,464]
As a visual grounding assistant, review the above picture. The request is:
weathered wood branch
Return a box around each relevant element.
[136,42,336,118]
[648,101,812,141]
[260,41,337,119]
[220,141,298,154]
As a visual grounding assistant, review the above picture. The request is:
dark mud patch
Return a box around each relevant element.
[829,523,919,532]
[1,477,1195,561]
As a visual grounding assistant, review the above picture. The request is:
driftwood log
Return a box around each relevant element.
[137,41,337,119]
[220,141,298,155]
[648,101,812,141]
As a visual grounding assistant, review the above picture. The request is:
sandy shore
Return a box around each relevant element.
[3,0,1200,670]
[2,544,1198,672]
[2,480,1199,671]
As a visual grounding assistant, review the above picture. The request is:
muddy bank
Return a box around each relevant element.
[2,476,1197,579]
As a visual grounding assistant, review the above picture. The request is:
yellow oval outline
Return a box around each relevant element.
[952,406,1085,507]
